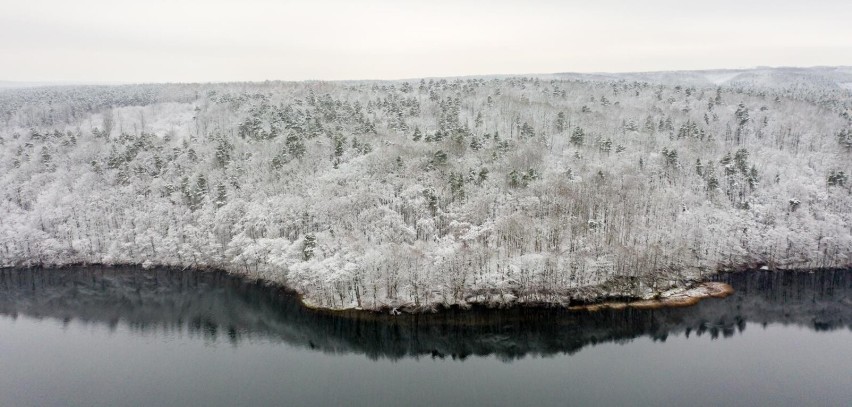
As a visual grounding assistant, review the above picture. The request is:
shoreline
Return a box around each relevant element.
[0,262,743,316]
[566,282,734,312]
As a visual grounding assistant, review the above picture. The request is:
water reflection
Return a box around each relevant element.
[1,267,849,360]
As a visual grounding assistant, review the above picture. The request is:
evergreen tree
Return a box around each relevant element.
[333,135,345,159]
[570,127,584,146]
[734,148,750,174]
[214,183,227,208]
[555,112,566,133]
[735,103,750,127]
[478,167,489,184]
[449,172,465,201]
[303,233,316,260]
[828,170,848,187]
[432,150,448,166]
[286,134,306,159]
[508,169,521,188]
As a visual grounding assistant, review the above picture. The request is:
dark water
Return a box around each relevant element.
[1,267,850,407]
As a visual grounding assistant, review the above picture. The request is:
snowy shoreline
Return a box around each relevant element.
[0,262,748,314]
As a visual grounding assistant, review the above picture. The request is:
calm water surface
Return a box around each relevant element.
[1,267,850,407]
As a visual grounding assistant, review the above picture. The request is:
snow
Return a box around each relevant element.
[0,68,850,311]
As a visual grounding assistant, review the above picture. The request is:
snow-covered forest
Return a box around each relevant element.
[1,67,851,311]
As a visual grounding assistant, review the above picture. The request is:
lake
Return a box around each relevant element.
[1,267,850,406]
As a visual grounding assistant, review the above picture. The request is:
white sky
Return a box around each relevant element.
[3,0,852,83]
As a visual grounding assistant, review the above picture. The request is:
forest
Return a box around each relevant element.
[1,67,851,311]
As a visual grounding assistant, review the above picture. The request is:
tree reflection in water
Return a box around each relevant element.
[1,267,849,361]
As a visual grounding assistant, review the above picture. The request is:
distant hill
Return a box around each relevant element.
[0,80,126,89]
[553,66,852,90]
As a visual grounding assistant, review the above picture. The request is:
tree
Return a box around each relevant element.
[570,127,584,146]
[520,122,535,138]
[599,138,612,154]
[432,150,448,166]
[828,170,848,187]
[333,135,345,167]
[214,139,232,168]
[734,148,750,175]
[508,169,521,188]
[555,112,566,133]
[286,134,306,159]
[735,103,750,127]
[662,148,678,168]
[837,129,852,152]
[477,167,489,184]
[303,233,316,260]
[102,109,114,138]
[214,183,227,208]
[449,172,465,202]
[706,163,719,191]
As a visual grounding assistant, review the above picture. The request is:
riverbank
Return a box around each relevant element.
[567,282,734,312]
[2,262,743,316]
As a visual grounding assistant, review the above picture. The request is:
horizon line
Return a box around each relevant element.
[2,64,851,88]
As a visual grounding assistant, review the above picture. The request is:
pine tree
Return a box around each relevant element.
[432,150,448,166]
[837,129,852,152]
[449,172,465,201]
[214,139,231,168]
[570,127,584,146]
[508,170,521,188]
[747,166,759,190]
[423,188,438,215]
[555,112,566,133]
[477,167,489,184]
[214,183,227,208]
[706,163,719,191]
[333,135,345,158]
[286,134,306,159]
[734,148,750,175]
[735,103,750,127]
[303,233,316,260]
[828,170,848,187]
[599,138,613,154]
[662,148,678,167]
[520,122,535,138]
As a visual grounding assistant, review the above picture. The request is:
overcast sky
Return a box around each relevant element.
[3,0,852,83]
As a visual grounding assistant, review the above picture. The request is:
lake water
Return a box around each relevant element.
[1,267,850,407]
